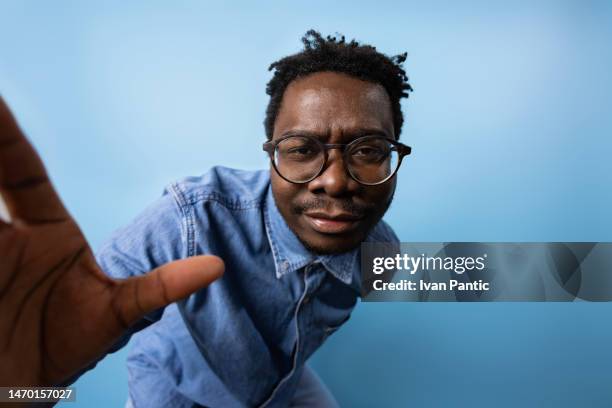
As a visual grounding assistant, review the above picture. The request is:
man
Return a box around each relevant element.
[0,30,412,407]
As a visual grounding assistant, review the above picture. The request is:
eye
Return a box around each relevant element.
[352,145,389,162]
[353,146,384,157]
[276,137,321,162]
[287,146,316,156]
[349,138,393,165]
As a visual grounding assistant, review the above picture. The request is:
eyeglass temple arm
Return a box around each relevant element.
[262,142,274,153]
[397,144,412,156]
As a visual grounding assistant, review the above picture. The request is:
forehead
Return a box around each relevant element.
[273,71,394,139]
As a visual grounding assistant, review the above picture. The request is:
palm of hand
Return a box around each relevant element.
[0,98,223,387]
[0,218,128,386]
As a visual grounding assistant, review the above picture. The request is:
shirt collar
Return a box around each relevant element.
[263,185,360,286]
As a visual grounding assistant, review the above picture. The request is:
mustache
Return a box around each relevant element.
[292,197,374,217]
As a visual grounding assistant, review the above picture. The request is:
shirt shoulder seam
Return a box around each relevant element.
[172,184,263,211]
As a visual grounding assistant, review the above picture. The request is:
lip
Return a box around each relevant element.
[302,211,364,234]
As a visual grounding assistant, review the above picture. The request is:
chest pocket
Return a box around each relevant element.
[310,273,358,336]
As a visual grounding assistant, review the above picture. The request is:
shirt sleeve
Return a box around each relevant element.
[96,185,188,318]
[97,187,187,281]
[59,187,188,386]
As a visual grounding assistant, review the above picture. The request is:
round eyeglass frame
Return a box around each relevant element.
[262,134,412,186]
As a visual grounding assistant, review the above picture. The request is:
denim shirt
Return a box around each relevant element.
[95,166,398,408]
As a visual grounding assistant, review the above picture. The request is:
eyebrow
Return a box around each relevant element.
[280,128,391,140]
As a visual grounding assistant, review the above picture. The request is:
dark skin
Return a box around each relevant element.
[0,98,224,389]
[0,71,397,391]
[271,71,397,254]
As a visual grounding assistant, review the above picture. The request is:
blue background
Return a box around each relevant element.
[2,1,612,406]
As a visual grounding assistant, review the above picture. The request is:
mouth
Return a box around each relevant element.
[302,211,365,234]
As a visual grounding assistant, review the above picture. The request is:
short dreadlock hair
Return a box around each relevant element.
[264,29,412,140]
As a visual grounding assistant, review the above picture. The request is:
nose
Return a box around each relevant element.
[307,149,360,197]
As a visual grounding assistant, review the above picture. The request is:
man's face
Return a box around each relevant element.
[270,71,397,254]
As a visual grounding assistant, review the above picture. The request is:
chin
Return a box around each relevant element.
[299,233,364,255]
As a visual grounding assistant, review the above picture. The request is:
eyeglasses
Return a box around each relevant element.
[263,134,412,186]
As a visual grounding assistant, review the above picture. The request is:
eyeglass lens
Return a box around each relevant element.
[273,136,399,184]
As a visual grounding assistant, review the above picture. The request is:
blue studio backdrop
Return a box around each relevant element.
[1,1,611,407]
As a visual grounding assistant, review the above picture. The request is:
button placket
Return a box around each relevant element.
[258,265,311,407]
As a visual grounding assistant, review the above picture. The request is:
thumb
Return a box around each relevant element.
[113,255,224,327]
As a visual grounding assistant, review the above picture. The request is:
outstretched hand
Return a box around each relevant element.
[0,97,224,387]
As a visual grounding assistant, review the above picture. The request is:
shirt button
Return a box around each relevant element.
[281,261,290,272]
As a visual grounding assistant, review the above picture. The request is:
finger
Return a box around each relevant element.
[0,97,69,223]
[114,255,225,327]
